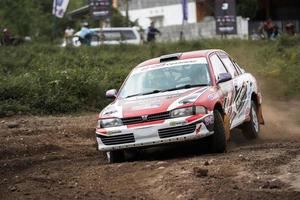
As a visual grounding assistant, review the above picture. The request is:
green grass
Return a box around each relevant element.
[0,36,299,116]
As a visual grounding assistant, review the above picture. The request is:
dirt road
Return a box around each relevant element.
[0,100,300,200]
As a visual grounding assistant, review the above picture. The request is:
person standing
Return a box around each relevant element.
[64,26,74,46]
[285,21,295,36]
[264,18,274,40]
[147,22,161,42]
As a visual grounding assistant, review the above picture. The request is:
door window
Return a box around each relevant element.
[219,54,239,77]
[210,54,228,81]
[103,31,122,41]
[121,30,137,40]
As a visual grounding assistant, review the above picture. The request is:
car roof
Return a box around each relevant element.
[136,49,223,68]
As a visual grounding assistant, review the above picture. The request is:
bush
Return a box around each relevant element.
[0,38,299,116]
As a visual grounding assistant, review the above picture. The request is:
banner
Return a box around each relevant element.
[182,0,188,21]
[215,0,237,35]
[88,0,112,20]
[52,0,70,18]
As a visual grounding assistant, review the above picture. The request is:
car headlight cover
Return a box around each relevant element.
[97,118,123,128]
[170,106,207,118]
[171,107,194,118]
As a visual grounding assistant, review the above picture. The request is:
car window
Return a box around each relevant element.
[210,54,228,81]
[103,31,122,41]
[232,61,243,74]
[218,54,239,77]
[121,30,137,40]
[119,60,210,98]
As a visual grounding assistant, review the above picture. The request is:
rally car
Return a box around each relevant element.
[96,50,264,163]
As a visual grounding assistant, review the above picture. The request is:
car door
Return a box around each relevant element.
[209,53,236,126]
[218,53,250,128]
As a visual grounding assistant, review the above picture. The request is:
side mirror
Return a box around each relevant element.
[217,73,232,84]
[106,89,117,99]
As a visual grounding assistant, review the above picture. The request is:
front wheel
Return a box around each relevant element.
[209,110,227,153]
[105,150,125,164]
[242,101,260,139]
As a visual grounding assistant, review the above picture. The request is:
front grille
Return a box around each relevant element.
[98,133,135,146]
[121,116,143,125]
[147,111,170,121]
[122,111,171,125]
[158,124,196,139]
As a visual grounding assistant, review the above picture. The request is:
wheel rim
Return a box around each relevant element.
[252,106,259,132]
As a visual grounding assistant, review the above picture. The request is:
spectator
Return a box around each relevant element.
[147,22,161,42]
[257,22,266,39]
[64,26,74,46]
[271,24,279,39]
[78,22,93,46]
[264,18,274,39]
[2,28,13,45]
[285,21,295,36]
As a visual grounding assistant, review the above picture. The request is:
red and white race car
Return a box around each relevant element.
[96,50,264,163]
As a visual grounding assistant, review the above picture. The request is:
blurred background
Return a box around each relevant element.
[0,0,299,42]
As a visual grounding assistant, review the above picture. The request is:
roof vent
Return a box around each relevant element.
[160,53,182,63]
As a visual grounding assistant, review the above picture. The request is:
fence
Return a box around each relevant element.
[157,16,249,42]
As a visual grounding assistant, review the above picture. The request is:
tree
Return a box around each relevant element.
[237,0,258,19]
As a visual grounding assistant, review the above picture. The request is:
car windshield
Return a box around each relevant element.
[119,58,211,98]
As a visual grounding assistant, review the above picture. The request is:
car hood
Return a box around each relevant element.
[100,87,209,118]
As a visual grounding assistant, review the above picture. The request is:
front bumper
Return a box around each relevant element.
[96,113,214,151]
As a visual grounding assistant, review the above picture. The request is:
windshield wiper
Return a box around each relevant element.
[126,90,162,98]
[163,84,209,92]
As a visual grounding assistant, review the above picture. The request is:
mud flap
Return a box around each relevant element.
[258,104,265,125]
[223,114,231,141]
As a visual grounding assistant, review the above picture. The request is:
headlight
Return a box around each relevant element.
[97,118,123,128]
[170,106,207,118]
[170,107,194,118]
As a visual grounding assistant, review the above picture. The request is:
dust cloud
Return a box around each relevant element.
[260,99,300,140]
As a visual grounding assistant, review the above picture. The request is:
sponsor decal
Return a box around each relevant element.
[135,58,207,73]
[208,93,218,100]
[169,121,187,126]
[204,115,214,126]
[195,124,202,135]
[235,82,248,113]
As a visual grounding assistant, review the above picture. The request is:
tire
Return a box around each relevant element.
[105,150,125,164]
[209,110,227,153]
[242,101,260,139]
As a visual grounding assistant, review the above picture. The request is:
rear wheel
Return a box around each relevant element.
[242,101,260,139]
[209,110,227,153]
[105,150,125,163]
